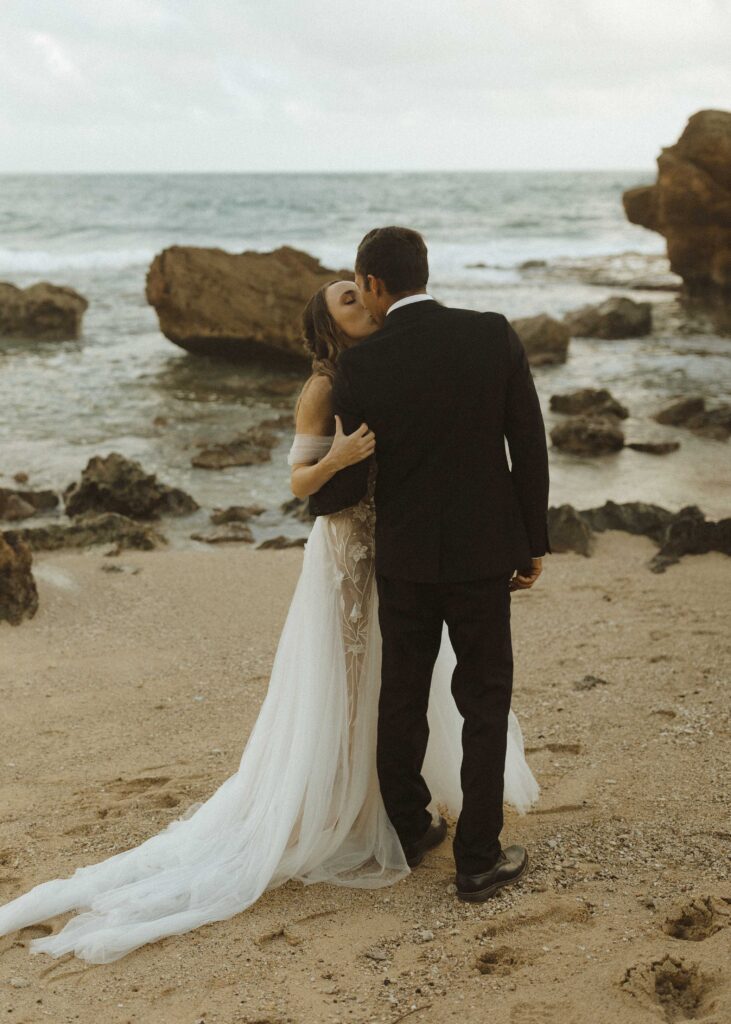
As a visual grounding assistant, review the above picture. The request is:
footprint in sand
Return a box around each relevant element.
[475,944,526,975]
[620,954,715,1022]
[525,742,583,755]
[99,775,183,813]
[17,924,53,940]
[478,897,593,938]
[662,895,728,942]
[510,999,566,1023]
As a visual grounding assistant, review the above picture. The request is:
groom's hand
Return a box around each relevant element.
[509,558,543,590]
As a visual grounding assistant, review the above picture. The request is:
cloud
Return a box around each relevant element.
[0,0,728,171]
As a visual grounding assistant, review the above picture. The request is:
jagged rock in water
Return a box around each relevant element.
[145,244,352,363]
[625,441,681,455]
[622,109,731,298]
[563,296,652,339]
[653,396,731,440]
[546,505,595,556]
[192,427,279,469]
[190,525,254,544]
[0,532,38,624]
[510,313,570,365]
[281,496,315,523]
[550,415,625,455]
[256,536,307,550]
[653,396,706,425]
[63,453,199,520]
[209,504,266,525]
[550,388,628,419]
[4,512,168,552]
[0,281,88,340]
[0,487,59,521]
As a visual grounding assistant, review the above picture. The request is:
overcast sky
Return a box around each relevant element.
[1,0,728,173]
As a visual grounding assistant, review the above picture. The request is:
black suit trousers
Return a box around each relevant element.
[375,571,514,875]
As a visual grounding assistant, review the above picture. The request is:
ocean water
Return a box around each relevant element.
[0,171,729,546]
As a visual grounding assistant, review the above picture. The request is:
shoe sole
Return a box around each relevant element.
[455,852,529,902]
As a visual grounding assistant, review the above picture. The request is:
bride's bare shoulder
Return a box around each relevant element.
[295,373,334,434]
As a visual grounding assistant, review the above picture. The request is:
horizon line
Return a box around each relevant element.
[0,167,656,176]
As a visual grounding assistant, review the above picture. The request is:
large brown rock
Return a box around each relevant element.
[510,313,570,365]
[5,512,167,552]
[652,396,731,441]
[550,388,628,419]
[63,453,199,520]
[0,532,38,624]
[145,245,352,363]
[563,296,652,339]
[622,109,731,296]
[0,282,88,340]
[550,415,625,455]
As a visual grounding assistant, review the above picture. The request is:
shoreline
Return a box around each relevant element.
[1,532,729,1022]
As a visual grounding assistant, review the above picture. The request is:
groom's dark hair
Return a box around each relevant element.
[355,226,429,294]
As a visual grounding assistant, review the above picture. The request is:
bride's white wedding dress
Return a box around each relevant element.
[0,435,540,964]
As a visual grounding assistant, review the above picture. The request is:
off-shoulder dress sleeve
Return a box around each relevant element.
[287,434,333,466]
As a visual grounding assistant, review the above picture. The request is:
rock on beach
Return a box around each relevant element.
[623,108,731,298]
[0,281,88,340]
[145,244,352,363]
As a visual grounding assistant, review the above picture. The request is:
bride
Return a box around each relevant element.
[0,280,540,964]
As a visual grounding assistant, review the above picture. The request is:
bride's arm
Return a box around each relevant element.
[290,376,375,500]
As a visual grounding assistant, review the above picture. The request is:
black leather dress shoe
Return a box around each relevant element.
[403,814,448,868]
[455,844,529,902]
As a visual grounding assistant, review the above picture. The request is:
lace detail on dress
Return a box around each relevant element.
[322,461,377,755]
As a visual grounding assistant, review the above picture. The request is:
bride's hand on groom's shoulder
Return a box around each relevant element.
[509,558,543,591]
[325,415,376,471]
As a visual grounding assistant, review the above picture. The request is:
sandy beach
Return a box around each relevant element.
[1,532,729,1023]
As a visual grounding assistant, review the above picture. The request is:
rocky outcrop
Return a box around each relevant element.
[550,415,625,455]
[5,512,167,552]
[0,487,59,522]
[63,453,199,520]
[0,532,38,624]
[510,313,570,365]
[190,525,254,544]
[546,505,595,556]
[145,245,352,363]
[622,109,731,297]
[0,282,88,340]
[209,504,266,525]
[579,501,675,543]
[550,388,628,419]
[653,397,731,441]
[563,297,652,339]
[256,535,307,550]
[192,426,279,469]
[648,505,731,571]
[281,496,315,523]
[545,500,731,573]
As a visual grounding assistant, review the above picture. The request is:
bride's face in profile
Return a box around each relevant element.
[325,281,378,344]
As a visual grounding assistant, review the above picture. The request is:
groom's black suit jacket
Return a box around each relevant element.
[309,299,552,582]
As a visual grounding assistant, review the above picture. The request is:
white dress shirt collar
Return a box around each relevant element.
[386,293,435,316]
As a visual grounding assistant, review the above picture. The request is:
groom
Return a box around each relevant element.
[309,226,551,901]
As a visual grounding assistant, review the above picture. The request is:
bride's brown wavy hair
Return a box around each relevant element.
[300,281,350,383]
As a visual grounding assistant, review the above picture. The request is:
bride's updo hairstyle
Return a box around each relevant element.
[300,281,348,382]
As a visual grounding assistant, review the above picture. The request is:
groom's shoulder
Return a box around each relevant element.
[433,303,509,339]
[436,302,505,326]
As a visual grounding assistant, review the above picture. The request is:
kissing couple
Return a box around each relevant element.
[0,225,551,963]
